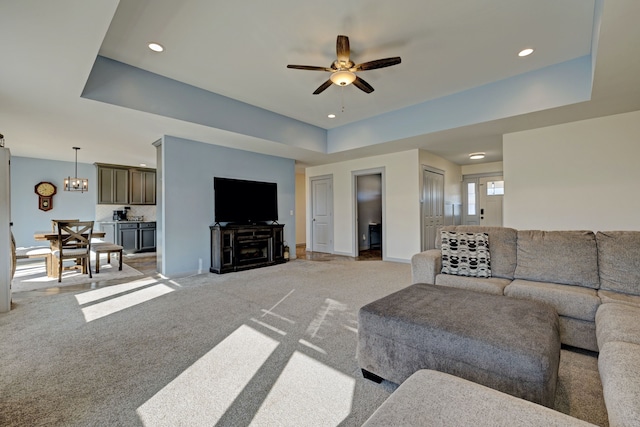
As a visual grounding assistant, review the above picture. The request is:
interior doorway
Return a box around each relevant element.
[354,169,383,260]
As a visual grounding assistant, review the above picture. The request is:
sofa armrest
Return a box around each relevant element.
[411,249,442,284]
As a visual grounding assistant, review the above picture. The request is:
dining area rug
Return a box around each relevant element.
[11,256,144,292]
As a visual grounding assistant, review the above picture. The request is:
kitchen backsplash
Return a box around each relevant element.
[96,204,157,222]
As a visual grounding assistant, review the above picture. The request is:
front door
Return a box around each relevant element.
[311,176,333,253]
[478,176,504,226]
[422,168,444,250]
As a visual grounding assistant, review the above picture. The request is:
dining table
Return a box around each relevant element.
[33,230,106,278]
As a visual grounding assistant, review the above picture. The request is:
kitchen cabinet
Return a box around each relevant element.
[99,221,156,254]
[138,222,157,252]
[118,223,138,252]
[95,163,156,205]
[97,165,129,204]
[129,169,156,205]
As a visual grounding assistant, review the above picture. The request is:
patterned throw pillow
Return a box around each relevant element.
[441,231,491,278]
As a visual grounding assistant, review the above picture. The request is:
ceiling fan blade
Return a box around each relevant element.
[287,64,333,72]
[336,35,350,63]
[353,76,374,94]
[313,79,333,95]
[354,57,402,71]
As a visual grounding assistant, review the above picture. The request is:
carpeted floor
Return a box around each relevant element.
[0,258,608,426]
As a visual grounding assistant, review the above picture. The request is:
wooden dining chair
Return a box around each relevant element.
[51,220,94,283]
[51,219,79,232]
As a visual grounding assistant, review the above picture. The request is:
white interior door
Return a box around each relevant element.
[311,176,333,253]
[422,169,444,250]
[478,176,504,226]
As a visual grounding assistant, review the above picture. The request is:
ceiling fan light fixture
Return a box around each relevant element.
[469,152,486,160]
[330,70,356,86]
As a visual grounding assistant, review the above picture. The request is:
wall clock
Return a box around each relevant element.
[35,181,57,211]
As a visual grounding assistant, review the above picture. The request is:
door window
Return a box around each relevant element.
[467,182,477,215]
[486,181,504,196]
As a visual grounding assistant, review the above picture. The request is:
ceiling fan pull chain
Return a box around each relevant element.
[341,87,346,113]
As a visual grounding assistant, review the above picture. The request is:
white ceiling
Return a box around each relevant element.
[2,0,640,170]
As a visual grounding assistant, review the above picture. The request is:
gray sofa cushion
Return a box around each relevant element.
[363,369,597,427]
[596,231,640,296]
[505,279,600,322]
[598,341,640,427]
[596,303,640,348]
[437,226,517,279]
[435,274,511,295]
[598,289,640,308]
[559,316,598,352]
[515,230,599,289]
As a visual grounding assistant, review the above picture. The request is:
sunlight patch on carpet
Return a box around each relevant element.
[80,283,174,322]
[75,278,158,305]
[136,324,279,426]
[306,298,348,339]
[249,351,355,426]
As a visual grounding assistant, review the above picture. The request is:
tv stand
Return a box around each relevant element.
[210,223,286,274]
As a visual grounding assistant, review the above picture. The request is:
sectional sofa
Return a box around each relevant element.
[404,226,640,426]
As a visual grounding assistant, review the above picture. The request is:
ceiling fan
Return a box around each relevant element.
[287,35,401,95]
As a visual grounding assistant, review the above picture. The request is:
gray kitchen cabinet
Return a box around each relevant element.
[138,222,157,251]
[95,163,156,205]
[130,169,156,205]
[97,165,129,204]
[118,222,139,253]
[98,221,156,253]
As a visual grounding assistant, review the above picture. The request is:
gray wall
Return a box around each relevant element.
[159,136,296,276]
[10,156,96,248]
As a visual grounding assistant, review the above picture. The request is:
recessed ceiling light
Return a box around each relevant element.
[469,152,485,160]
[148,42,164,52]
[140,163,147,167]
[518,48,534,57]
[328,114,336,119]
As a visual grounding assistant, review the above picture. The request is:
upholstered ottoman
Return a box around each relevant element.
[362,370,596,427]
[357,283,561,407]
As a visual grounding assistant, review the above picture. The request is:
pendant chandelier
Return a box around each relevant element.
[64,147,88,192]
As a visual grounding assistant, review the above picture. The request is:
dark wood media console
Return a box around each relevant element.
[210,223,286,274]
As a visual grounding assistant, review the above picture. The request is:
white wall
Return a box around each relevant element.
[419,150,463,207]
[462,161,504,176]
[504,110,640,231]
[305,149,461,262]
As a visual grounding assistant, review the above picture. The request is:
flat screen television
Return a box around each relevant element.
[214,177,278,224]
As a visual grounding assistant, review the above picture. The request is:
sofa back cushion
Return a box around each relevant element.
[597,231,640,296]
[437,226,517,279]
[515,230,599,288]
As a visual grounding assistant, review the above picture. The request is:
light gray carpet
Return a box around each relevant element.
[0,259,608,426]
